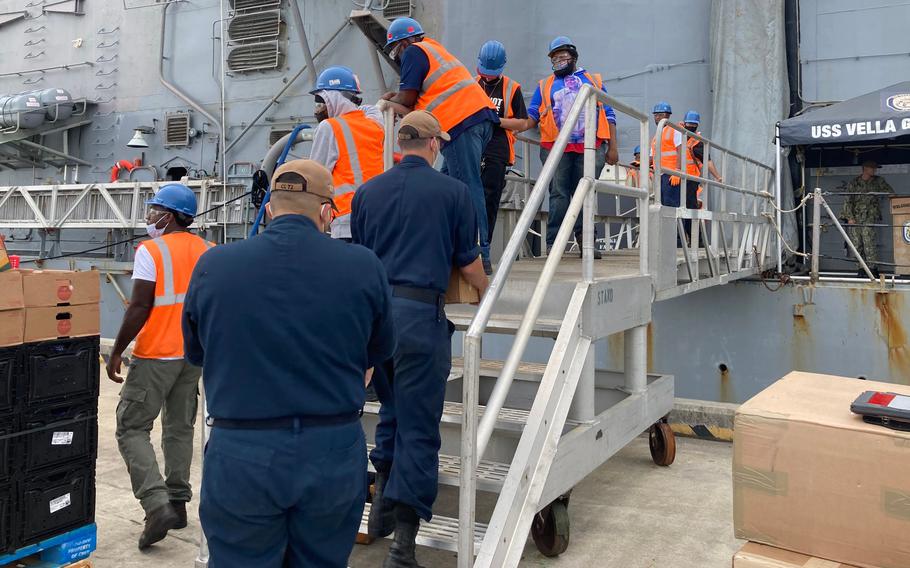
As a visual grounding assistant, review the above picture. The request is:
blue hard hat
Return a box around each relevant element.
[684,110,701,125]
[385,17,424,48]
[477,40,507,76]
[548,36,577,57]
[310,66,361,95]
[652,101,672,114]
[633,145,641,155]
[146,183,197,217]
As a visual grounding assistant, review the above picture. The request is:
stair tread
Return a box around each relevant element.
[367,444,510,489]
[450,357,548,377]
[361,503,486,553]
[362,400,581,431]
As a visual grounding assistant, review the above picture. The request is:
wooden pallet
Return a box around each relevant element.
[0,524,96,568]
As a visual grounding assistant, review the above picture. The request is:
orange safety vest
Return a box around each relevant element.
[650,125,680,171]
[413,38,496,133]
[476,75,520,165]
[327,109,384,218]
[536,71,612,144]
[133,232,213,359]
[684,132,702,177]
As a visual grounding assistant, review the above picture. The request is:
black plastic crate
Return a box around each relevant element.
[18,460,95,547]
[0,415,15,482]
[18,401,98,473]
[0,345,21,414]
[22,337,100,407]
[0,483,11,554]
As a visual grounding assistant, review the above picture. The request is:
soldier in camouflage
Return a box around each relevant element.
[842,160,894,272]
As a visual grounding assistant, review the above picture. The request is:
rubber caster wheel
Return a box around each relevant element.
[649,421,676,466]
[531,498,570,557]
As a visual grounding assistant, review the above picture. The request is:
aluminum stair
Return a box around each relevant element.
[349,10,399,73]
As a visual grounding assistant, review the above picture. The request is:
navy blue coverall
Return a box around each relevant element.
[182,214,396,567]
[352,155,480,522]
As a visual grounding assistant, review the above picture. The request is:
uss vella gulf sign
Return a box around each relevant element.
[811,116,910,140]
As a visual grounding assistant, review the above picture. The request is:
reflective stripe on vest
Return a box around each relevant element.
[536,71,611,143]
[413,38,495,133]
[151,237,213,306]
[327,110,384,218]
[685,134,702,176]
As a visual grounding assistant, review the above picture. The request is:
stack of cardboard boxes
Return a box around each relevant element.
[0,267,101,553]
[732,371,910,568]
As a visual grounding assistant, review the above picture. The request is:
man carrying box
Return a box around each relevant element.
[352,110,488,568]
[106,183,213,550]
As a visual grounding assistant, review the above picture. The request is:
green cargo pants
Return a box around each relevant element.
[116,357,201,514]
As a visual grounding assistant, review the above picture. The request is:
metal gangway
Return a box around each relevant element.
[352,85,777,567]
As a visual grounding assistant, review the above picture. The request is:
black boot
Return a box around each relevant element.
[170,500,187,529]
[138,502,179,549]
[383,505,424,568]
[367,471,396,538]
[575,234,602,259]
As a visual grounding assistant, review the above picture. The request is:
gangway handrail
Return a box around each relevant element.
[469,85,650,462]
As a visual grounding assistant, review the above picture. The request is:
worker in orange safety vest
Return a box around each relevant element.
[381,17,499,273]
[106,183,213,550]
[309,66,384,241]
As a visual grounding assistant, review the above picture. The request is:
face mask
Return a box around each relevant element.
[146,215,169,239]
[553,60,575,78]
[685,124,698,132]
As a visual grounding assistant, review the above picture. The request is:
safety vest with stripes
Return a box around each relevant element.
[476,75,520,165]
[684,132,702,177]
[650,125,680,171]
[133,232,213,359]
[327,109,384,219]
[536,72,612,144]
[413,38,496,133]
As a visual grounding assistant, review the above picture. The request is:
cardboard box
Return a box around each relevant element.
[733,542,860,568]
[445,267,479,304]
[0,270,24,311]
[892,196,910,274]
[20,269,100,307]
[733,372,910,568]
[23,304,100,343]
[0,308,24,347]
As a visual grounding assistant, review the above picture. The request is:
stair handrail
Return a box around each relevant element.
[457,85,653,567]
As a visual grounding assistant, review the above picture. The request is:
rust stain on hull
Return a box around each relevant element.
[719,366,733,403]
[874,292,910,383]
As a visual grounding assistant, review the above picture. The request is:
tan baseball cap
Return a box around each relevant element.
[270,159,334,199]
[398,110,451,142]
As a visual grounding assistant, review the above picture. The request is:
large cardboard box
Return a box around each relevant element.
[733,542,861,568]
[733,372,910,568]
[892,196,910,274]
[20,269,101,307]
[445,267,479,305]
[0,309,24,347]
[23,304,100,343]
[0,270,24,311]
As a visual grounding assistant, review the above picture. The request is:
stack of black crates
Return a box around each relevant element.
[0,335,99,553]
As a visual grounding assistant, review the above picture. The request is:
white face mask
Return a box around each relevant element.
[146,215,169,239]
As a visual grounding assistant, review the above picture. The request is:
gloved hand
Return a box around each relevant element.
[669,175,681,186]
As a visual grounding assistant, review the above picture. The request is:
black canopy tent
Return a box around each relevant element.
[778,81,910,167]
